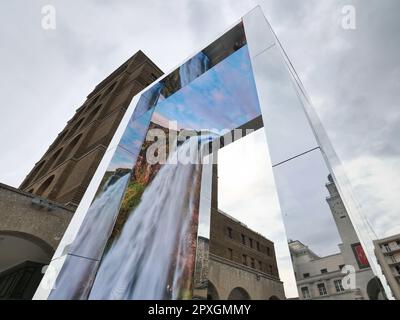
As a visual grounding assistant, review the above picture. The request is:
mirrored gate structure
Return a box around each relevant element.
[34,7,395,300]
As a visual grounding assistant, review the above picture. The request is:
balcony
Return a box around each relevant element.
[382,245,400,255]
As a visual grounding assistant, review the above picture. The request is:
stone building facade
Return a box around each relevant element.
[19,51,163,210]
[0,183,73,298]
[0,51,162,299]
[194,207,285,300]
[289,175,381,300]
[374,234,400,299]
[210,209,279,278]
[207,209,285,300]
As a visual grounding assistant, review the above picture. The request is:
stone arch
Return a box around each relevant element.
[104,81,117,97]
[38,148,63,177]
[0,231,54,299]
[20,160,46,189]
[55,133,83,166]
[0,230,54,257]
[367,276,386,300]
[84,104,102,125]
[36,175,55,197]
[71,118,85,133]
[50,129,69,150]
[207,281,220,300]
[48,147,63,169]
[227,287,251,300]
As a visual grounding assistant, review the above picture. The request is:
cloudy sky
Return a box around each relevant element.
[0,0,399,298]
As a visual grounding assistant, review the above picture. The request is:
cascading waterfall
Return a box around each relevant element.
[69,173,131,259]
[179,52,210,87]
[48,173,130,299]
[88,137,202,299]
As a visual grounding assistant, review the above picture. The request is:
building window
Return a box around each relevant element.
[303,273,310,278]
[301,286,310,299]
[251,258,255,268]
[395,265,400,275]
[249,238,253,248]
[36,175,55,196]
[256,241,260,251]
[321,268,328,274]
[269,265,273,274]
[241,234,246,245]
[227,227,233,239]
[242,254,247,266]
[334,279,345,293]
[258,261,262,270]
[85,105,101,125]
[71,118,85,134]
[228,248,233,260]
[267,247,271,256]
[396,240,400,246]
[317,283,328,296]
[383,244,390,252]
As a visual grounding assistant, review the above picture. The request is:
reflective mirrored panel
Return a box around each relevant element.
[244,7,394,300]
[207,130,292,300]
[37,7,397,301]
[249,46,318,166]
[48,255,99,300]
[272,148,383,300]
[243,6,275,58]
[43,21,268,300]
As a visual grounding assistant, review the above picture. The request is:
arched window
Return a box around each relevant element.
[36,175,55,197]
[65,118,84,140]
[55,134,82,166]
[85,105,102,125]
[227,287,251,300]
[35,148,63,179]
[48,148,63,169]
[71,118,84,132]
[91,95,100,106]
[49,130,68,151]
[31,161,45,179]
[104,81,117,97]
[20,161,46,189]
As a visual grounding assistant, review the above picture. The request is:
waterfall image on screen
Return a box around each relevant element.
[89,138,202,299]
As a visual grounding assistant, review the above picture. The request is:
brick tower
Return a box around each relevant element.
[19,51,163,210]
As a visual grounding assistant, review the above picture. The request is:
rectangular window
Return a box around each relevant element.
[317,283,328,296]
[303,273,310,278]
[228,248,233,260]
[258,261,262,270]
[334,279,345,293]
[269,265,273,274]
[227,227,233,239]
[251,258,255,268]
[242,254,247,266]
[321,268,328,274]
[241,234,246,245]
[249,238,253,248]
[267,247,271,256]
[301,286,310,299]
[384,244,390,252]
[257,241,260,251]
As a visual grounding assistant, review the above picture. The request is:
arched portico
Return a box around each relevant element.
[228,287,251,300]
